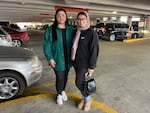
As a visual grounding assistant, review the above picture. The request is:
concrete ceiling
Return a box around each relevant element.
[0,0,150,22]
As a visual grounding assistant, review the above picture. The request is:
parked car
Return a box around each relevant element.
[95,22,143,41]
[1,25,30,47]
[0,26,12,46]
[0,46,43,101]
[9,24,21,30]
[95,22,129,41]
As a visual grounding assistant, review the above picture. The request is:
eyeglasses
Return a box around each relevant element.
[77,18,87,22]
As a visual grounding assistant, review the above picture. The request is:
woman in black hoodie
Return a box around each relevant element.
[71,11,99,111]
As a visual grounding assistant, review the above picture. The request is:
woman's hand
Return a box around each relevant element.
[88,68,94,76]
[49,59,56,68]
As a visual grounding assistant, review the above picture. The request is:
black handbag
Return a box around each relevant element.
[84,73,96,95]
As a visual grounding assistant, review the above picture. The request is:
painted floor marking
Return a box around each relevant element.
[0,78,118,113]
[123,37,149,43]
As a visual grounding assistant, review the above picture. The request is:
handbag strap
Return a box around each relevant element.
[85,72,95,81]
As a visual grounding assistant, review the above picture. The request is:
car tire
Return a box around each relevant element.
[0,71,25,101]
[12,39,22,47]
[109,34,116,41]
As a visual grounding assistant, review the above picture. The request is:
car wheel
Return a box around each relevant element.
[12,39,22,47]
[109,34,115,41]
[0,71,25,101]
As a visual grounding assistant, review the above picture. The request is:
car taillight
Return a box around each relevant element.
[22,32,28,37]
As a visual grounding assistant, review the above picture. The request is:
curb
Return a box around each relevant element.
[123,38,149,43]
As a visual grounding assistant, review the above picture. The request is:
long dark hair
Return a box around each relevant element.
[52,8,69,42]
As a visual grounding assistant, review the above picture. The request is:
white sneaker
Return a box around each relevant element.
[61,91,68,101]
[56,94,63,105]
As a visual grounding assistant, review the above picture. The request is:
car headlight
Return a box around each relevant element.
[27,56,41,68]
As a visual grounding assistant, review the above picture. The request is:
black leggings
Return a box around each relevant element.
[74,68,89,97]
[54,70,69,94]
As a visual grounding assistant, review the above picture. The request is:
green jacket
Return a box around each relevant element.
[43,25,74,71]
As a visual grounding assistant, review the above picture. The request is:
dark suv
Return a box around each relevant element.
[96,22,129,41]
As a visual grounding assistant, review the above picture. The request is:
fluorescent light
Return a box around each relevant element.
[69,16,73,19]
[112,11,117,14]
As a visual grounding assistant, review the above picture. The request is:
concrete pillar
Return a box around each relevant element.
[127,16,132,26]
[146,16,150,28]
[146,16,150,38]
[116,16,120,22]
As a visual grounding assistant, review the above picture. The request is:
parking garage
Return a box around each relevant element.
[0,0,150,113]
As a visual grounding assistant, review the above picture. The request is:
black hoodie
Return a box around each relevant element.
[73,27,99,69]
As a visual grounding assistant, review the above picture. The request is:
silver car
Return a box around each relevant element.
[0,46,42,101]
[0,26,12,46]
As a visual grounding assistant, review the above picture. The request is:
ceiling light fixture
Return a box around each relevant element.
[112,11,117,14]
[69,16,73,19]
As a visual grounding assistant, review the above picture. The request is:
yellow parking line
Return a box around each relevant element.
[29,82,55,89]
[123,38,149,43]
[69,93,118,113]
[0,91,118,113]
[0,79,118,113]
[27,78,74,90]
[0,93,55,108]
[68,78,75,84]
[23,79,118,113]
[23,79,74,95]
[92,99,118,113]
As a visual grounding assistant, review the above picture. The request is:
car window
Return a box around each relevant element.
[3,27,18,34]
[0,29,5,35]
[2,27,10,33]
[115,23,129,28]
[106,23,114,28]
[105,23,114,31]
[96,23,105,28]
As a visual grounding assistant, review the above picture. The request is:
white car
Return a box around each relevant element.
[0,27,12,46]
[0,46,43,101]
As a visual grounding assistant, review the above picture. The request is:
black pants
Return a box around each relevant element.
[54,70,69,94]
[74,68,89,97]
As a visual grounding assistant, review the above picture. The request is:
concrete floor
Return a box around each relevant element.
[97,38,150,113]
[0,30,150,113]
